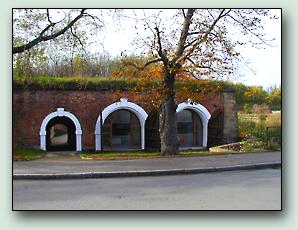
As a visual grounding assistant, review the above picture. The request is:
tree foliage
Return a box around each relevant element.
[266,86,281,110]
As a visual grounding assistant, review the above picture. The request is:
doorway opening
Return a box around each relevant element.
[46,116,76,151]
[177,109,203,148]
[102,109,141,151]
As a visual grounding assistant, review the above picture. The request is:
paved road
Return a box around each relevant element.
[13,168,281,210]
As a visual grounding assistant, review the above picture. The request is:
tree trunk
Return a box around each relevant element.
[159,72,178,155]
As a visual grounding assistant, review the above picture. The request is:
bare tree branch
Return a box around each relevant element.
[70,26,85,49]
[174,9,195,58]
[128,58,163,70]
[13,9,87,54]
[181,9,186,18]
[154,26,168,66]
[46,9,54,25]
[227,11,273,46]
[176,9,227,63]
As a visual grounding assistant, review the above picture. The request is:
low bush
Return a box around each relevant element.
[267,140,281,151]
[238,120,267,142]
[238,112,281,151]
[240,139,267,152]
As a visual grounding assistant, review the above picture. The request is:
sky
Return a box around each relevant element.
[97,9,281,89]
[231,10,281,89]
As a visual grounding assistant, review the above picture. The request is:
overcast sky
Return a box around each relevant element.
[97,9,281,89]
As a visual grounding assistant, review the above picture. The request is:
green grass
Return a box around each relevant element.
[13,76,140,91]
[80,151,161,159]
[13,76,234,92]
[178,151,212,155]
[12,146,272,162]
[80,147,270,160]
[79,150,212,160]
[13,149,46,161]
[11,149,219,161]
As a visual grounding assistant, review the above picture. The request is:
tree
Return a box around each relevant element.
[13,9,114,78]
[13,46,48,77]
[266,86,281,110]
[124,9,277,155]
[13,9,104,54]
[243,85,267,105]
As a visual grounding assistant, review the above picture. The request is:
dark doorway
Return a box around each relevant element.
[207,108,224,147]
[145,109,160,151]
[46,116,76,151]
[102,109,141,151]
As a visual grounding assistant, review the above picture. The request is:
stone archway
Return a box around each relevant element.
[95,98,148,151]
[176,100,211,147]
[39,108,82,151]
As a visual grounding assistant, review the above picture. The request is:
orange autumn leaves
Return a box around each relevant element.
[110,58,221,109]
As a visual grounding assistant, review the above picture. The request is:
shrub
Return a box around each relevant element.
[258,114,267,123]
[238,120,267,142]
[238,112,281,151]
[267,140,281,151]
[240,139,267,152]
[243,104,252,114]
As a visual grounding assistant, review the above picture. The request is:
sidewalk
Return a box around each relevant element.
[13,151,281,180]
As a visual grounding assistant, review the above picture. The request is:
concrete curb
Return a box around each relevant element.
[13,162,281,180]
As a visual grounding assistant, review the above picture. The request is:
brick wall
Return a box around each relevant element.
[13,89,227,150]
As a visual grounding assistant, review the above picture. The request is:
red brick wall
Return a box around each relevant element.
[13,90,224,150]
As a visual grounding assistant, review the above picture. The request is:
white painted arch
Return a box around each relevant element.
[176,100,211,147]
[95,98,148,151]
[39,108,82,151]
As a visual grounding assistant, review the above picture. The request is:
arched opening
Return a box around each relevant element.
[102,109,141,150]
[95,98,148,151]
[145,109,161,151]
[40,108,82,151]
[208,108,224,147]
[176,101,210,148]
[45,116,76,151]
[177,109,203,148]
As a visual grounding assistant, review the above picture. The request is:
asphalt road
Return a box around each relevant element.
[13,169,281,210]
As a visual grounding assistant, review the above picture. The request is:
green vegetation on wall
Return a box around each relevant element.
[13,76,281,111]
[13,76,226,92]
